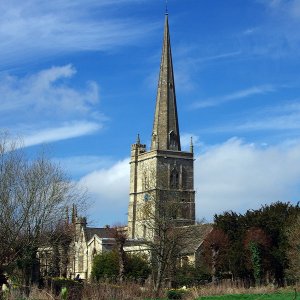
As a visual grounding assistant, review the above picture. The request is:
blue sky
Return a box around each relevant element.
[1,0,300,226]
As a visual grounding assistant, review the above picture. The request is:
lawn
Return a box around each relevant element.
[198,291,299,300]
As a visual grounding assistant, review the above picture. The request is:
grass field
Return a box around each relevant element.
[198,291,299,300]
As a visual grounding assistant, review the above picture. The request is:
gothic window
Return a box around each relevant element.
[92,248,97,258]
[169,131,177,149]
[78,247,84,272]
[170,168,179,189]
[182,168,187,189]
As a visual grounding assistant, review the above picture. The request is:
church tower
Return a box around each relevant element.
[128,13,195,239]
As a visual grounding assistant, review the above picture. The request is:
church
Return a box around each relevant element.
[128,13,196,240]
[39,12,212,280]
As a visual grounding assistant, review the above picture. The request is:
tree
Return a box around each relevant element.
[112,226,127,283]
[243,227,271,285]
[214,202,300,285]
[0,133,85,288]
[286,214,300,281]
[214,211,246,279]
[202,228,229,283]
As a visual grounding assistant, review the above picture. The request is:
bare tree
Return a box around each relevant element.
[0,133,85,288]
[112,226,127,283]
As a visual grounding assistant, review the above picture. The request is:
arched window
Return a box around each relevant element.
[169,131,177,150]
[78,247,84,272]
[181,168,187,189]
[92,248,97,258]
[170,168,179,189]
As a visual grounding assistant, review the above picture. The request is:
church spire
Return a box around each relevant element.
[151,14,181,151]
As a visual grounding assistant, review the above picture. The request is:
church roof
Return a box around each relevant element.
[179,224,213,255]
[84,227,115,241]
[151,14,181,151]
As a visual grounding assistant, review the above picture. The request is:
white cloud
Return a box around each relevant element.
[205,99,300,133]
[0,64,103,147]
[79,158,130,225]
[0,0,155,69]
[196,138,300,221]
[191,85,275,109]
[78,138,300,226]
[0,64,99,119]
[23,122,101,148]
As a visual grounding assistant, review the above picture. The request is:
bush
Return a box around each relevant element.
[125,253,151,282]
[167,289,186,299]
[173,264,211,287]
[91,251,151,282]
[91,251,119,281]
[51,277,83,300]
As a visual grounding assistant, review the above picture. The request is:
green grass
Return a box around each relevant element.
[198,291,299,300]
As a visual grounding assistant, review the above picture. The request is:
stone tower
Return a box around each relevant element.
[128,14,195,239]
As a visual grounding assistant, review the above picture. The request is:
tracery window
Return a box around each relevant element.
[170,168,179,189]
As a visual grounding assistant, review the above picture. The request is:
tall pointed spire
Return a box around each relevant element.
[151,14,181,151]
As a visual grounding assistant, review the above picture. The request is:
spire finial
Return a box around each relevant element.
[165,0,168,15]
[136,133,140,145]
[190,136,194,153]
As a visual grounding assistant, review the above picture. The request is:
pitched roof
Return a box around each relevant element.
[179,224,213,255]
[84,227,115,241]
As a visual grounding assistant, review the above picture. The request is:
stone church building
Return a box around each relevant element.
[39,13,212,280]
[128,14,196,241]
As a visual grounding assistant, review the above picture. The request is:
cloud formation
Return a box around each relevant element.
[191,85,275,109]
[78,138,300,226]
[79,158,130,225]
[0,64,103,147]
[202,99,300,134]
[196,138,300,220]
[0,0,154,69]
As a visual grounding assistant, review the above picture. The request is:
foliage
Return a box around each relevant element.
[51,277,83,299]
[198,291,298,300]
[214,201,300,285]
[244,228,271,285]
[173,264,211,287]
[91,250,150,282]
[285,214,300,281]
[248,242,261,285]
[202,228,229,282]
[60,287,68,300]
[125,253,151,281]
[91,251,119,281]
[167,288,187,299]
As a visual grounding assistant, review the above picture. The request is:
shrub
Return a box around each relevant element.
[167,288,186,299]
[51,277,83,300]
[91,251,151,282]
[125,253,151,282]
[91,251,119,281]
